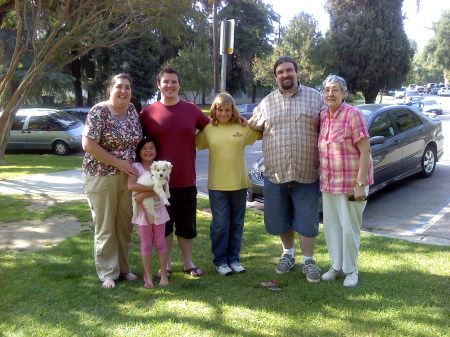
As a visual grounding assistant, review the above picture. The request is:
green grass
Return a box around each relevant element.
[0,153,83,180]
[0,195,449,337]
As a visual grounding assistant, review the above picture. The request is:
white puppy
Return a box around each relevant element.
[132,160,172,219]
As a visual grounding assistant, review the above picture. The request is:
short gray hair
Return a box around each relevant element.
[322,74,347,93]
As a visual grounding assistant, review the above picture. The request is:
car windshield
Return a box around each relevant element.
[406,91,419,96]
[423,100,437,106]
[47,111,83,130]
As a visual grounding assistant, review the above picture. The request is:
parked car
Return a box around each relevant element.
[248,104,444,202]
[422,100,443,115]
[237,103,259,120]
[417,86,425,94]
[425,83,437,94]
[4,108,84,155]
[394,88,406,99]
[432,84,445,95]
[404,90,421,103]
[59,106,91,122]
[437,86,450,96]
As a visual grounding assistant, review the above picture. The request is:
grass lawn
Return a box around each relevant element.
[0,195,449,337]
[0,153,83,180]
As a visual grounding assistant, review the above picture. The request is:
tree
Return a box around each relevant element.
[274,12,326,88]
[164,44,214,104]
[0,0,151,164]
[218,0,278,96]
[325,0,414,103]
[62,0,207,110]
[423,10,450,84]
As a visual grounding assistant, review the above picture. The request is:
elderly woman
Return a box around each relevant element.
[318,74,374,287]
[82,73,143,288]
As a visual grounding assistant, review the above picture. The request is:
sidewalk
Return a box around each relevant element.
[0,169,85,196]
[1,170,449,248]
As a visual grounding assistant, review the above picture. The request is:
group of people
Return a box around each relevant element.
[82,56,373,290]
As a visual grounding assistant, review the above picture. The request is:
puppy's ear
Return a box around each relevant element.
[150,162,156,169]
[168,162,173,169]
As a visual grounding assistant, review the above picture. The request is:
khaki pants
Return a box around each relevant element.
[84,174,133,281]
[322,188,368,274]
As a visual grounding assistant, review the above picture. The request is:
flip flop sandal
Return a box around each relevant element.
[183,266,203,277]
[261,279,282,291]
[143,274,154,289]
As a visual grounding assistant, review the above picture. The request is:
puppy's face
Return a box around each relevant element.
[150,161,172,179]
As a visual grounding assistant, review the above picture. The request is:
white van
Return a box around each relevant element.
[5,108,84,155]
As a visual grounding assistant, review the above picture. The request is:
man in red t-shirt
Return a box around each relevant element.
[140,68,210,277]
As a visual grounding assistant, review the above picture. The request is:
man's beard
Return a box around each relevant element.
[281,78,294,90]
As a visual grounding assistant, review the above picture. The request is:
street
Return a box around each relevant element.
[195,95,450,245]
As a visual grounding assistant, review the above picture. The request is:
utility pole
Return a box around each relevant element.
[213,0,219,95]
[220,19,235,93]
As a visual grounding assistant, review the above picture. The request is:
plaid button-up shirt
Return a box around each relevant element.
[319,102,374,193]
[249,85,325,184]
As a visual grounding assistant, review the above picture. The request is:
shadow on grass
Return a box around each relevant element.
[0,197,449,336]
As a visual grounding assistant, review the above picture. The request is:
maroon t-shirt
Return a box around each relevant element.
[140,100,210,188]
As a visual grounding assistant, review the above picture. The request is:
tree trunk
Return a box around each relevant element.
[132,96,142,112]
[68,58,83,106]
[86,90,95,106]
[202,91,206,105]
[363,88,379,104]
[252,85,256,103]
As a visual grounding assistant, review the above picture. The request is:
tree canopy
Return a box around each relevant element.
[218,0,278,94]
[422,10,450,84]
[325,0,413,103]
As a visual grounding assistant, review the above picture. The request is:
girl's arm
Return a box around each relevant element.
[127,174,155,193]
[134,192,155,204]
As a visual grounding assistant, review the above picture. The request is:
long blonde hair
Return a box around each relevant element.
[209,92,240,126]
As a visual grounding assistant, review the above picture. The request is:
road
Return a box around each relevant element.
[195,94,450,245]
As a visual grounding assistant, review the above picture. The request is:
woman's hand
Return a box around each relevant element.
[353,185,367,201]
[117,159,138,176]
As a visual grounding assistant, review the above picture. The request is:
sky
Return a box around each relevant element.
[263,0,450,51]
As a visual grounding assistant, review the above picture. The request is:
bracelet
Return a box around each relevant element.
[355,182,365,187]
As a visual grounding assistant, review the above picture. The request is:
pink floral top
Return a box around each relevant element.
[319,102,374,194]
[82,102,142,176]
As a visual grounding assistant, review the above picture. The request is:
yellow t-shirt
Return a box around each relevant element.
[195,123,260,191]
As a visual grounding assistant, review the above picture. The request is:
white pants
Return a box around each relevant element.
[322,189,368,274]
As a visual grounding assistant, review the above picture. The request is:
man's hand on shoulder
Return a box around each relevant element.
[239,115,249,127]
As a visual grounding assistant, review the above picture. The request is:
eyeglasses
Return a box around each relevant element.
[323,89,342,95]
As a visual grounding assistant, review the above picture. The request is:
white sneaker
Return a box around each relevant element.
[216,263,233,276]
[343,271,359,287]
[229,262,246,273]
[322,267,346,281]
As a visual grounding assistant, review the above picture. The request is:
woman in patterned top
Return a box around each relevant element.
[82,73,143,289]
[318,74,373,287]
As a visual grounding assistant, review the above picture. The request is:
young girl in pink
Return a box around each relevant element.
[128,137,170,288]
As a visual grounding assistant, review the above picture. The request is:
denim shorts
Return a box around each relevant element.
[263,178,320,237]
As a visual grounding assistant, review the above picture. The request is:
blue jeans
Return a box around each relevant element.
[208,189,247,266]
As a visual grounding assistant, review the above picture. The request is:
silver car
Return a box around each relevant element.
[248,104,444,201]
[237,103,258,120]
[5,108,84,155]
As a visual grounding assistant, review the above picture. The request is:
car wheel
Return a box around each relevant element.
[420,145,436,178]
[53,140,70,155]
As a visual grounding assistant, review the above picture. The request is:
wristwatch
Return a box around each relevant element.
[355,182,365,187]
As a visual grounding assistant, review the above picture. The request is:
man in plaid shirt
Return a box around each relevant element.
[249,56,326,283]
